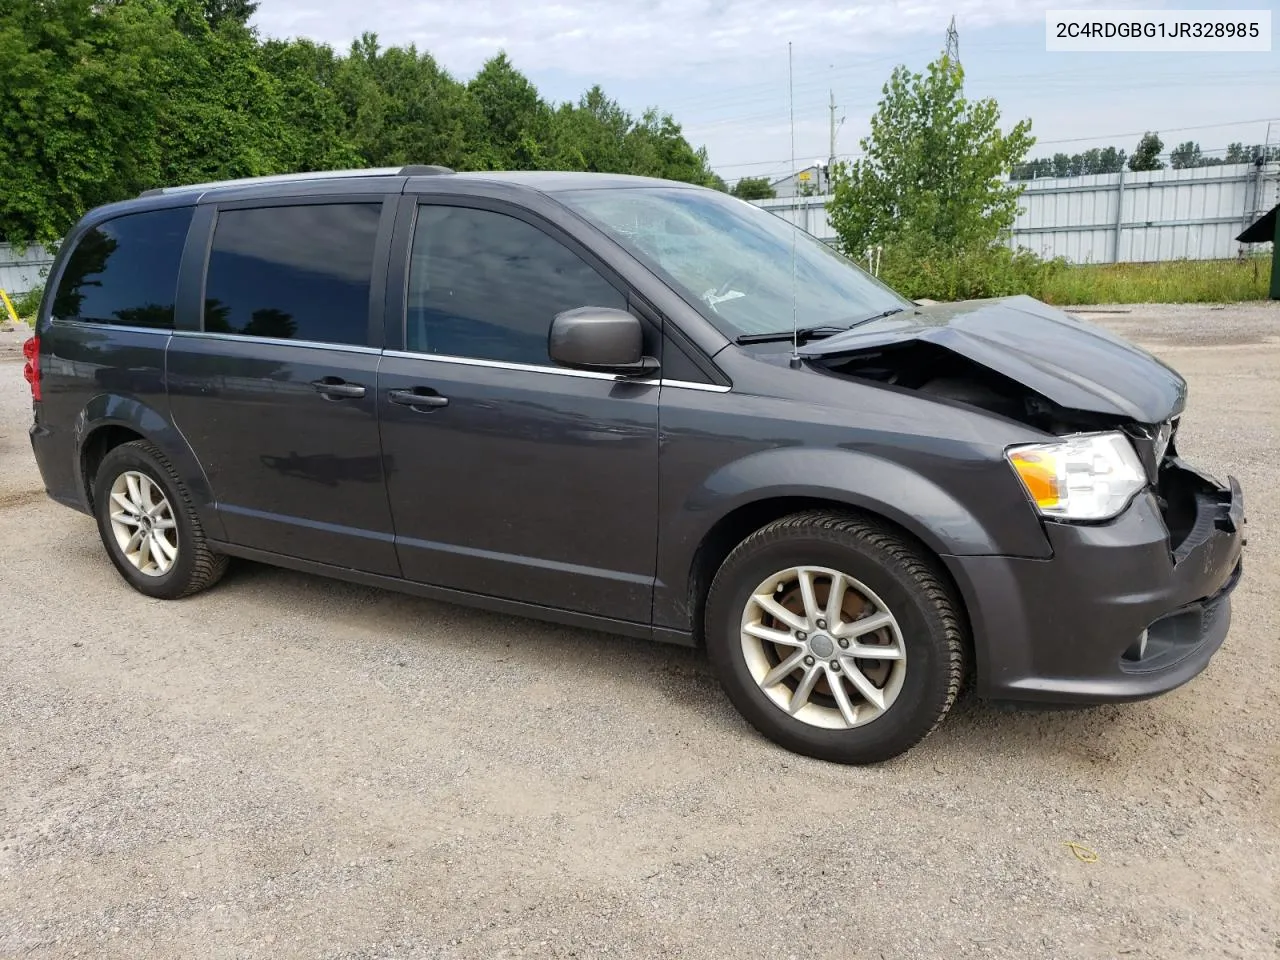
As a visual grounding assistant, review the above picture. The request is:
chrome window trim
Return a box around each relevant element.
[382,349,621,380]
[381,349,731,392]
[52,319,173,336]
[663,379,732,394]
[169,329,381,355]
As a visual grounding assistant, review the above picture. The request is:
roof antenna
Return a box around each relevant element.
[787,41,802,369]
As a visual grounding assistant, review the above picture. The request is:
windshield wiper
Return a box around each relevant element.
[733,325,848,345]
[843,306,907,328]
[734,307,911,346]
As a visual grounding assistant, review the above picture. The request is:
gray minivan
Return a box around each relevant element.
[25,166,1245,763]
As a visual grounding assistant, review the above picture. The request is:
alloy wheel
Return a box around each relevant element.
[739,565,907,729]
[107,470,179,577]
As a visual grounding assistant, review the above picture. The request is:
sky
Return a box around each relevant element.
[250,0,1280,185]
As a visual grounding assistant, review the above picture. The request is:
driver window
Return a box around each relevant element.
[406,205,626,366]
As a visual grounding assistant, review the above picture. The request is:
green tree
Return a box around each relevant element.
[1011,156,1053,180]
[623,109,721,187]
[1096,146,1126,174]
[466,52,551,169]
[1225,142,1279,164]
[731,176,776,200]
[547,86,633,172]
[1013,146,1126,181]
[149,12,303,188]
[826,53,1033,257]
[201,0,258,28]
[0,0,170,244]
[1169,140,1201,169]
[259,38,361,172]
[331,34,486,170]
[1128,132,1164,171]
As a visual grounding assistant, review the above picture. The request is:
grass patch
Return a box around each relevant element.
[1037,256,1272,306]
[860,236,1273,305]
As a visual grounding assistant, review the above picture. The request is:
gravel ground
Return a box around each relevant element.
[1,303,1278,960]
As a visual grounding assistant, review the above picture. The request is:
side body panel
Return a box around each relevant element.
[34,323,173,510]
[378,353,661,620]
[652,350,1057,633]
[164,192,401,575]
[165,335,397,573]
[377,192,662,621]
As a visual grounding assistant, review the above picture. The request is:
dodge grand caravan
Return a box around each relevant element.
[24,166,1246,764]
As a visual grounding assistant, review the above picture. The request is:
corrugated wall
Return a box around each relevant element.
[0,242,55,298]
[752,161,1278,264]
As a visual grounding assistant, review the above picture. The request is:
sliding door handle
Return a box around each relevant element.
[388,388,449,409]
[311,377,366,399]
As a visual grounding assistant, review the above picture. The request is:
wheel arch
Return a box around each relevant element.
[658,445,1043,643]
[74,395,225,540]
[684,495,974,655]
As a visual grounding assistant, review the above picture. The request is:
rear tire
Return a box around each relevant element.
[705,510,965,764]
[92,440,228,599]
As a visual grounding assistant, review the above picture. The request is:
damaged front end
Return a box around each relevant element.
[811,338,1135,437]
[777,295,1244,700]
[801,303,1236,569]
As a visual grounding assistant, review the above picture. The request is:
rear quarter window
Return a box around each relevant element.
[52,207,193,329]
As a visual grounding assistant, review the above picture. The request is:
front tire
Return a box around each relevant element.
[705,511,965,764]
[92,440,228,600]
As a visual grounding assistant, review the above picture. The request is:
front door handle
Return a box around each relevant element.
[388,388,449,409]
[311,377,366,399]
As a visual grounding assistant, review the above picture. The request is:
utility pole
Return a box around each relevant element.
[826,89,843,193]
[945,15,960,63]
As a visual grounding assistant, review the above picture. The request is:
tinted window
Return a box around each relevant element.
[204,203,380,345]
[407,205,625,364]
[52,207,193,328]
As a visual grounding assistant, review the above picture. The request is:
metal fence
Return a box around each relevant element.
[753,161,1279,264]
[0,241,55,298]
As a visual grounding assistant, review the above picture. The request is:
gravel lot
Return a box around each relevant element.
[1,303,1278,960]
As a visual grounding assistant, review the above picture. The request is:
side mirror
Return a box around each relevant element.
[548,307,659,376]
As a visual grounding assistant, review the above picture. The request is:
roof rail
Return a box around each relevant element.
[137,164,453,198]
[399,164,455,176]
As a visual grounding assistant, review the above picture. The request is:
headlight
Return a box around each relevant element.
[1005,432,1147,521]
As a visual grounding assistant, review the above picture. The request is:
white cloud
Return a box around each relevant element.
[252,0,1137,80]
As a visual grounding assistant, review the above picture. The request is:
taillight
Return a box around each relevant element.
[22,335,41,401]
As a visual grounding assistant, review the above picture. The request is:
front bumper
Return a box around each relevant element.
[947,458,1245,704]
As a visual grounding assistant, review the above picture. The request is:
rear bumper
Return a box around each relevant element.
[30,414,89,514]
[948,459,1245,704]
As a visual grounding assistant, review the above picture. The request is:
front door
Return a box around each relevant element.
[166,199,400,576]
[378,202,660,622]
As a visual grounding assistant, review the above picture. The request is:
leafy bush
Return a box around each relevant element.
[867,239,1066,302]
[12,284,44,321]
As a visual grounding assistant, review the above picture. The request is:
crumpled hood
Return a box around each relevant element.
[799,294,1186,424]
